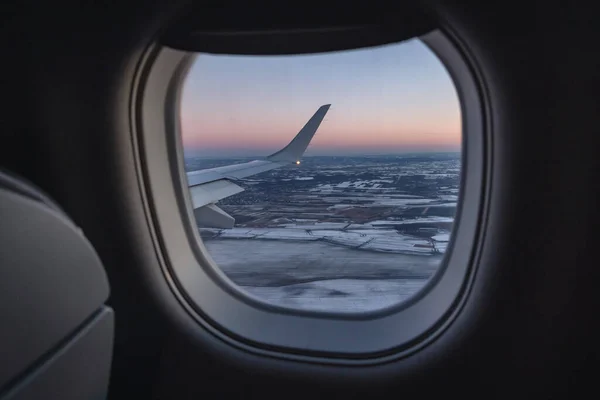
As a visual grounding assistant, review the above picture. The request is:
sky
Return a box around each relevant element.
[181,38,461,158]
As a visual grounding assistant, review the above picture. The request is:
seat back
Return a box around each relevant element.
[0,170,113,400]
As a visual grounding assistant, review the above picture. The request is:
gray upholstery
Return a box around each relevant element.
[0,170,113,400]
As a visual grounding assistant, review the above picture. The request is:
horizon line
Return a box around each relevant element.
[184,151,461,159]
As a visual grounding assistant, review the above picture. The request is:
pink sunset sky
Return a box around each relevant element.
[180,38,461,157]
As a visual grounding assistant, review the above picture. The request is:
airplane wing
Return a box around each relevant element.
[187,104,331,229]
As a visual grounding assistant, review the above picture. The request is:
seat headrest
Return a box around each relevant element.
[0,168,67,218]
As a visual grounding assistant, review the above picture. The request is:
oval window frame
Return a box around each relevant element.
[132,29,488,361]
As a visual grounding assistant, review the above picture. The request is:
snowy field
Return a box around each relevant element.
[201,222,451,255]
[204,239,443,313]
[187,154,460,313]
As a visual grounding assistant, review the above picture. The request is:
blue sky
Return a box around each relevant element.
[181,38,461,157]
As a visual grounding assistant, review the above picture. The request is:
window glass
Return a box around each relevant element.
[181,39,461,313]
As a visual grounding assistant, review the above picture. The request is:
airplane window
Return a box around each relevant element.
[180,38,461,313]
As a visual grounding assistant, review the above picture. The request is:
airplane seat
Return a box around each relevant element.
[0,169,114,400]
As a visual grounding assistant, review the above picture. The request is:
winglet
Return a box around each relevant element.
[267,104,330,162]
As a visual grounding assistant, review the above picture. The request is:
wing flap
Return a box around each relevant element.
[190,179,244,209]
[194,204,235,229]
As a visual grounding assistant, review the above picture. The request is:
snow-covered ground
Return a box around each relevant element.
[432,233,450,242]
[370,217,454,225]
[244,278,426,312]
[188,155,461,312]
[203,240,443,312]
[203,226,449,255]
